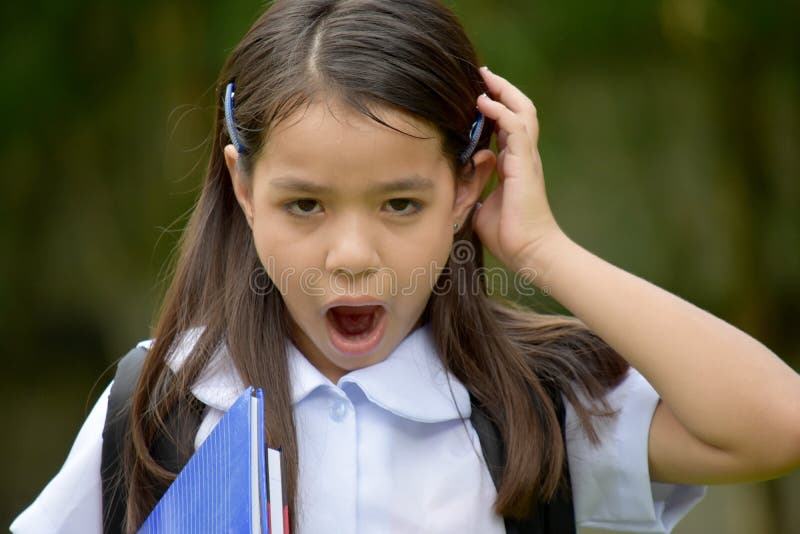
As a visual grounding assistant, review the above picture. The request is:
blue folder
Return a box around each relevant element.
[138,387,273,534]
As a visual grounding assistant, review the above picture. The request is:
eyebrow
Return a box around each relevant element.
[268,175,435,195]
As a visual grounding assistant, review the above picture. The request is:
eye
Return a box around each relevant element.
[384,198,423,216]
[283,199,322,218]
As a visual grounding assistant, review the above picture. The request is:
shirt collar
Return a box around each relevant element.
[161,322,472,423]
[339,323,472,422]
[160,327,246,412]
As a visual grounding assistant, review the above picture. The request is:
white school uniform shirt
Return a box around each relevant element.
[11,322,705,534]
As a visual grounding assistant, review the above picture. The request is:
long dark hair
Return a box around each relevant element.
[125,1,629,531]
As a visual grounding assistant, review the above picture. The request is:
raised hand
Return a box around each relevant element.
[472,66,564,279]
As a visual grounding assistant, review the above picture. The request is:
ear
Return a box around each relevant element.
[224,144,255,229]
[452,148,495,226]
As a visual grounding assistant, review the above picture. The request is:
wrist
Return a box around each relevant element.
[514,229,576,290]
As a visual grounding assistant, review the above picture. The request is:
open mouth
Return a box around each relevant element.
[325,305,387,356]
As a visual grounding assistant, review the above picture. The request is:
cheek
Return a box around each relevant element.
[385,230,453,296]
[250,226,311,297]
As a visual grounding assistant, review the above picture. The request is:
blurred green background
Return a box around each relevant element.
[2,0,798,532]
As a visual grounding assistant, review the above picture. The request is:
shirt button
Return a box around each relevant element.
[329,398,350,422]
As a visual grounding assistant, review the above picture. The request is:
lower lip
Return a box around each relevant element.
[326,307,387,357]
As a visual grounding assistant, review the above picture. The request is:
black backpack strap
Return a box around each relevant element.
[535,393,576,534]
[470,391,576,534]
[100,345,205,533]
[101,346,148,534]
[469,398,505,489]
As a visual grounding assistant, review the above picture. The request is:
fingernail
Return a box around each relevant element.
[481,66,491,73]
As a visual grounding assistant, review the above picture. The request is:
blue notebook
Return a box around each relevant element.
[138,387,286,534]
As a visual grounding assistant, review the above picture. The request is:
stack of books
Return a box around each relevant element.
[138,387,288,534]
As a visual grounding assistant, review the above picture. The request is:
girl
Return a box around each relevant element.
[12,1,800,533]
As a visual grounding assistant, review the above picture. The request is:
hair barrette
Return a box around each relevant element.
[224,81,245,153]
[458,111,485,166]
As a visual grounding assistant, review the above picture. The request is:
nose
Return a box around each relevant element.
[324,213,382,281]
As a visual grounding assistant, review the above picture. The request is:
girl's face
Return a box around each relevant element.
[226,98,491,383]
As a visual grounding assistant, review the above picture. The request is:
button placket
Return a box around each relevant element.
[299,389,358,532]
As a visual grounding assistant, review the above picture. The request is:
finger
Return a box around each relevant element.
[477,93,535,156]
[496,148,507,180]
[496,129,508,154]
[479,66,537,116]
[479,67,539,138]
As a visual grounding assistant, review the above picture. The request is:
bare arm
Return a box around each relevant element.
[522,232,800,484]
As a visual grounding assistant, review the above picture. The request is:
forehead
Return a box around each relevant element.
[254,98,452,192]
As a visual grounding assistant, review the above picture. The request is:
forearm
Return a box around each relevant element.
[520,231,800,464]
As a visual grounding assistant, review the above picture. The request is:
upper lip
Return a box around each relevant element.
[323,297,387,315]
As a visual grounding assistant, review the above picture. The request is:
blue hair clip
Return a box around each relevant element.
[224,81,244,153]
[458,111,484,166]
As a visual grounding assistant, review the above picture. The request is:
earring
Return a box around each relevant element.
[453,222,459,231]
